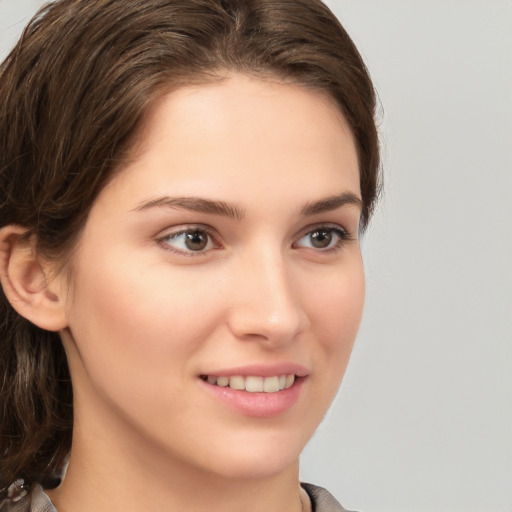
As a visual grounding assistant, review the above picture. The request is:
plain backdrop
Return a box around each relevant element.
[1,1,511,511]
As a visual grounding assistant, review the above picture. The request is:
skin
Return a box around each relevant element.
[24,74,364,512]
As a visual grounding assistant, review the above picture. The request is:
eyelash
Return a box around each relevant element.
[157,226,220,257]
[157,224,353,257]
[293,225,353,253]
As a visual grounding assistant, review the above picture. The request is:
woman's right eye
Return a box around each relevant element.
[159,228,216,255]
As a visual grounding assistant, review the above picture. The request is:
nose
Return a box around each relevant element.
[226,249,310,347]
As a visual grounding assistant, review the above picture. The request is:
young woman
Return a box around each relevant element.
[0,1,380,511]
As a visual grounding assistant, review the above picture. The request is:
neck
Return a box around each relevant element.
[48,404,304,512]
[50,454,303,512]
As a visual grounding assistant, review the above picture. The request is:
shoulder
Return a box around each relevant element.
[301,483,357,512]
[0,485,56,512]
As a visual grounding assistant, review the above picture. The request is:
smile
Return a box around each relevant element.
[201,374,296,393]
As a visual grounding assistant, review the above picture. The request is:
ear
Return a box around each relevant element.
[0,225,68,332]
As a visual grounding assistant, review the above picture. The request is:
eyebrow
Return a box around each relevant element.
[133,191,362,219]
[133,196,246,220]
[300,192,362,216]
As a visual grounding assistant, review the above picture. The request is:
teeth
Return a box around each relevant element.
[245,376,264,392]
[205,374,296,393]
[228,375,245,390]
[263,376,280,393]
[216,376,229,387]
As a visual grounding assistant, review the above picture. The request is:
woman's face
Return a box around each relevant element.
[59,74,364,480]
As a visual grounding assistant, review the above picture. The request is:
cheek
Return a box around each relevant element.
[304,261,365,396]
[64,251,223,396]
[308,262,365,348]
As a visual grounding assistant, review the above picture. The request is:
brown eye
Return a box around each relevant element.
[184,230,209,251]
[161,228,215,254]
[294,226,348,251]
[310,229,332,248]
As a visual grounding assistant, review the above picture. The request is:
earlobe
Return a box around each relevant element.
[0,225,68,332]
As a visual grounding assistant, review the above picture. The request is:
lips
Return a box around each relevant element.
[199,364,307,417]
[201,374,295,393]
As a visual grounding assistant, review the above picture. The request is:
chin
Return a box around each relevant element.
[184,424,310,481]
[204,450,300,481]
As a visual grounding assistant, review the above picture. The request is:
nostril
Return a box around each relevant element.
[225,264,310,344]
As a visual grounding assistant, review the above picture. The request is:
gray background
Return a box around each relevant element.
[1,1,511,511]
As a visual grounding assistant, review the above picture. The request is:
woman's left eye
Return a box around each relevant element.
[159,228,216,254]
[294,226,349,251]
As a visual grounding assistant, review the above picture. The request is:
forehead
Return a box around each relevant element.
[96,74,360,215]
[141,74,354,154]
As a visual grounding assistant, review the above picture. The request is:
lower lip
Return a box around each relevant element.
[200,377,305,418]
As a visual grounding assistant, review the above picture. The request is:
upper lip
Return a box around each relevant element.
[200,363,309,378]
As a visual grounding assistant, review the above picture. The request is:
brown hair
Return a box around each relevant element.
[0,0,380,491]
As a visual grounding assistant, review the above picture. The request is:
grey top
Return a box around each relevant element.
[302,483,353,512]
[1,482,353,512]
